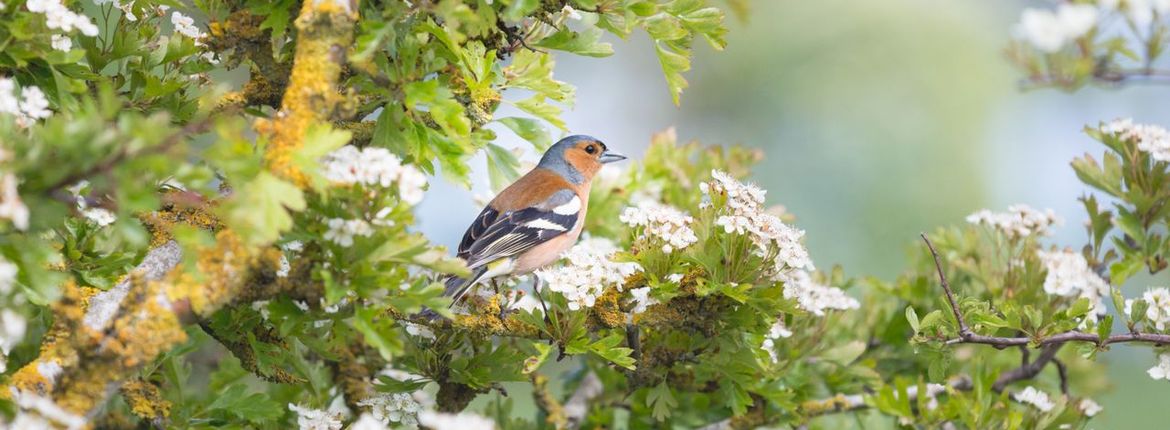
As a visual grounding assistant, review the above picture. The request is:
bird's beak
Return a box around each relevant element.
[598,151,627,164]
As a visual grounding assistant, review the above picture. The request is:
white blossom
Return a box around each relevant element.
[761,319,792,364]
[1150,353,1170,380]
[26,0,98,36]
[1100,118,1170,161]
[537,238,642,311]
[628,286,658,314]
[170,11,204,39]
[397,165,427,205]
[288,404,343,430]
[1,309,27,357]
[780,270,859,316]
[620,202,698,253]
[321,145,428,204]
[349,414,389,430]
[51,34,72,51]
[1037,249,1109,320]
[82,207,116,227]
[0,172,29,230]
[1015,4,1098,52]
[0,78,54,126]
[403,322,435,340]
[324,218,373,247]
[417,411,495,430]
[1079,398,1102,417]
[19,86,51,120]
[358,393,421,428]
[703,171,814,279]
[966,204,1060,239]
[0,258,17,295]
[666,273,684,283]
[561,5,582,20]
[1012,386,1055,412]
[1127,287,1170,330]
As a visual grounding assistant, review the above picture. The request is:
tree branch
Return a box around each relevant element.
[920,233,1170,349]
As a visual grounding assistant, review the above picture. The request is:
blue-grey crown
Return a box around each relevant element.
[536,135,602,184]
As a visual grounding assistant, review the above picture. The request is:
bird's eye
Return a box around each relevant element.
[585,145,597,154]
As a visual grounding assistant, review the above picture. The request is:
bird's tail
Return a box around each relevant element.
[442,266,489,307]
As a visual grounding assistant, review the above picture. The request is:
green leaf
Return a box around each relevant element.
[504,50,575,103]
[485,144,523,192]
[821,340,866,366]
[654,41,691,105]
[587,332,636,370]
[502,0,540,21]
[220,172,306,246]
[534,26,615,58]
[647,382,677,421]
[523,343,554,374]
[374,375,431,393]
[497,117,552,151]
[207,384,283,423]
[294,124,352,193]
[906,306,920,333]
[514,95,566,130]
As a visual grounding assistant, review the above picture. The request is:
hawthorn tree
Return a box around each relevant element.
[1,0,1170,429]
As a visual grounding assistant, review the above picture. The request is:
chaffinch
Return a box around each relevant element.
[444,135,627,305]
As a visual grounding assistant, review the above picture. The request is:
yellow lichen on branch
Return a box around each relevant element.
[255,0,359,187]
[120,378,172,423]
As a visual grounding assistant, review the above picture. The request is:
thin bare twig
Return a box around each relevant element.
[921,234,971,338]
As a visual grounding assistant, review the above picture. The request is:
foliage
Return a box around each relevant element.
[1,0,1170,429]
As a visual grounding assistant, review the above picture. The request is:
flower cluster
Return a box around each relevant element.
[287,404,342,430]
[619,202,698,253]
[1037,249,1109,319]
[0,78,52,127]
[780,271,859,316]
[1126,287,1170,331]
[25,0,99,36]
[628,286,658,314]
[358,392,421,427]
[965,204,1061,239]
[760,319,792,363]
[1012,386,1055,412]
[323,218,373,247]
[1080,398,1103,417]
[0,169,29,230]
[321,145,428,205]
[1014,3,1097,53]
[50,34,71,52]
[170,12,205,39]
[702,170,814,278]
[1100,118,1170,162]
[537,238,642,311]
[0,309,27,373]
[1149,353,1170,381]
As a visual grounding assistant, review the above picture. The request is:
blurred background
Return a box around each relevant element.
[417,0,1170,425]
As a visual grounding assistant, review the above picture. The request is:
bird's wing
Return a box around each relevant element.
[464,188,580,269]
[457,205,500,260]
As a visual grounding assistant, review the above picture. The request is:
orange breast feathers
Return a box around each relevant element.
[490,168,579,212]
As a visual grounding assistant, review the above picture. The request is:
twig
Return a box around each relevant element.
[921,234,1170,349]
[1053,359,1069,395]
[992,343,1061,392]
[921,234,971,338]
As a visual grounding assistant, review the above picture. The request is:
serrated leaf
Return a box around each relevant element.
[654,41,690,105]
[647,382,677,421]
[498,117,552,151]
[514,95,566,130]
[294,124,351,192]
[485,144,523,192]
[220,172,305,246]
[534,26,615,57]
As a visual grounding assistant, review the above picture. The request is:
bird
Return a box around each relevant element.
[442,135,626,309]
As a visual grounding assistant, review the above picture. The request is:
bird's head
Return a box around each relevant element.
[537,135,626,184]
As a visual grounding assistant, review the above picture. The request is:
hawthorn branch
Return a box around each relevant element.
[920,234,1170,348]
